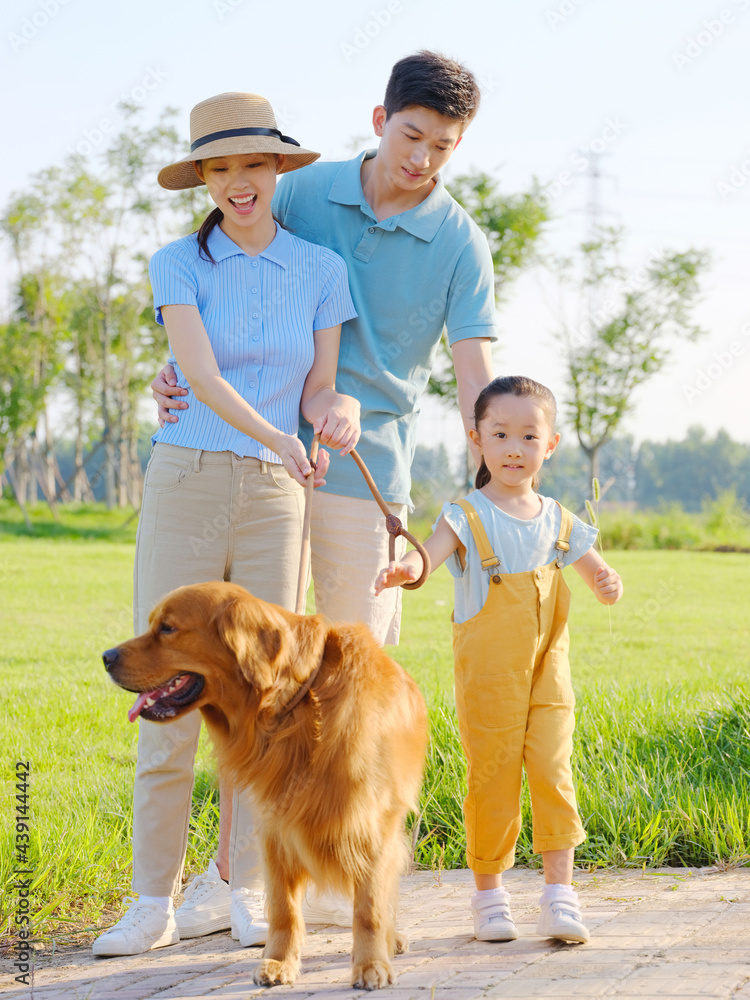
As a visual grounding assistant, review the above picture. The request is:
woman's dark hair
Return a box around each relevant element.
[383,50,481,129]
[196,206,224,263]
[474,376,557,491]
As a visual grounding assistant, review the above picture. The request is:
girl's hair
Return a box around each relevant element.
[474,375,557,491]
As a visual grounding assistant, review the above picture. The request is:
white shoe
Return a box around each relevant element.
[175,860,232,938]
[301,886,352,927]
[93,897,179,956]
[471,889,518,942]
[231,887,268,947]
[537,887,590,944]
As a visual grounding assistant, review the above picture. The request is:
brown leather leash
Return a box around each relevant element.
[294,434,431,615]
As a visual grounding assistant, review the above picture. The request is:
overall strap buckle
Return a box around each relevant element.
[554,501,575,567]
[454,499,502,584]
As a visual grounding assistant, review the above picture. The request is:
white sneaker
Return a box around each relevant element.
[537,887,590,944]
[471,888,518,942]
[301,886,352,927]
[93,897,179,956]
[175,860,231,938]
[231,887,268,947]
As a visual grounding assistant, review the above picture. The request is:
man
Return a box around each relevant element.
[149,49,496,941]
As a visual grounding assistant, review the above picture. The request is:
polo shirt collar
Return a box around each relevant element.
[206,221,291,268]
[328,150,452,243]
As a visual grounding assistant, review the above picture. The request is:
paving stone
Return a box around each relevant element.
[485,978,619,996]
[5,870,750,999]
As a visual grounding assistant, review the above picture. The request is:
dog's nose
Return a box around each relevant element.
[102,648,120,672]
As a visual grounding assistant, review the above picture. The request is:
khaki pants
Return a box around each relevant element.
[309,490,406,646]
[132,444,304,896]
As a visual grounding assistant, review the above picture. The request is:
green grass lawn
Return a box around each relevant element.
[1,503,748,943]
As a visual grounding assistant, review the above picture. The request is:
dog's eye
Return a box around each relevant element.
[158,623,177,635]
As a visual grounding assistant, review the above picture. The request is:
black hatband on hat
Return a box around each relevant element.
[190,127,301,153]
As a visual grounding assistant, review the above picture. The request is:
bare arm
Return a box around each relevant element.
[160,305,313,484]
[451,337,494,467]
[299,324,360,455]
[375,516,462,594]
[572,548,624,605]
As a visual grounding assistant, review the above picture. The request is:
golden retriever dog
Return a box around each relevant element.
[103,581,428,989]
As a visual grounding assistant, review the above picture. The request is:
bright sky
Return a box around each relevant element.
[2,0,748,451]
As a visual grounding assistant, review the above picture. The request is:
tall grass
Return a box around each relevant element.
[414,688,750,872]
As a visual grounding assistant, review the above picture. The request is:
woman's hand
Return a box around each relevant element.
[313,394,361,456]
[151,363,188,428]
[275,434,330,488]
[275,434,316,487]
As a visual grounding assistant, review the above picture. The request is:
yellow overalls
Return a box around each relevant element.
[452,499,586,875]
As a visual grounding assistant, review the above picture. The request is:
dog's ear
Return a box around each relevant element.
[214,597,294,690]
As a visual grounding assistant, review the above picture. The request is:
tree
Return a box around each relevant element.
[556,227,709,490]
[0,103,211,511]
[427,173,549,404]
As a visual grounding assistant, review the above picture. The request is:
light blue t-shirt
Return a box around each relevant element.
[150,223,357,463]
[273,151,497,507]
[435,491,599,624]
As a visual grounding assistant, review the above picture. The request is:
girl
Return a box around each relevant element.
[376,376,623,944]
[94,92,360,957]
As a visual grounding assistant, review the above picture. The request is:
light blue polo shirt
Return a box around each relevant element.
[149,223,357,463]
[273,151,497,507]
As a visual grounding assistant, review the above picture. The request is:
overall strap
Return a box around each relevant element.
[554,501,575,567]
[453,499,502,583]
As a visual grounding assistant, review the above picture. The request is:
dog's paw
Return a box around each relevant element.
[351,959,395,990]
[394,931,409,955]
[254,958,299,986]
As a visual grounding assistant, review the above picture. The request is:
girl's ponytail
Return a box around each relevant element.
[475,457,491,490]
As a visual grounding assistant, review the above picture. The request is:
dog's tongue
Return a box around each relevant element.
[128,676,188,723]
[128,688,160,723]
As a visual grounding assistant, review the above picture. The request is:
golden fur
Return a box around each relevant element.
[104,581,428,988]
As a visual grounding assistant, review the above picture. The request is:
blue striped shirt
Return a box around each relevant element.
[149,223,357,462]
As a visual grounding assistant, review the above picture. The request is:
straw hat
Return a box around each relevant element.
[158,92,320,190]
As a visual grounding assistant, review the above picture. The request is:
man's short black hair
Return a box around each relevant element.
[383,51,481,129]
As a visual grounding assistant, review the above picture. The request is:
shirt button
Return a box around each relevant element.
[251,287,258,293]
[536,569,543,579]
[251,261,259,268]
[253,335,260,342]
[368,227,375,234]
[252,312,259,318]
[248,381,255,388]
[253,358,260,365]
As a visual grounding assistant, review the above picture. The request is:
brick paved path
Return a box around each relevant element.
[3,868,750,999]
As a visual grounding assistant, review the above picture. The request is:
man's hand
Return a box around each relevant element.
[152,363,188,428]
[313,395,361,456]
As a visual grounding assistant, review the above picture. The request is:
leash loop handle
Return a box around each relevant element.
[296,437,430,595]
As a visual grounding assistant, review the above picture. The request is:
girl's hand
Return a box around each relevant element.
[314,395,361,456]
[374,561,419,595]
[594,565,623,605]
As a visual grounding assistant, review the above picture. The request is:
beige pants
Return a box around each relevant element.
[309,490,406,646]
[132,444,304,896]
